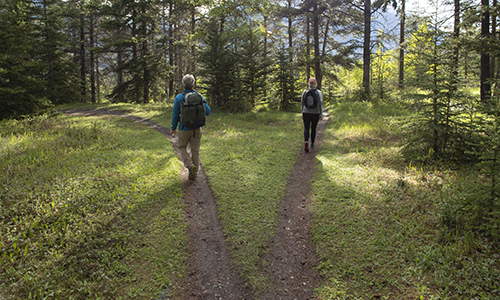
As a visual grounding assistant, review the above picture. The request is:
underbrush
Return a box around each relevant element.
[0,111,187,299]
[311,102,500,299]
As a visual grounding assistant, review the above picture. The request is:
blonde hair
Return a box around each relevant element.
[308,77,317,88]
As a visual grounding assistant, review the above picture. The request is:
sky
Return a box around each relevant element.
[407,0,433,13]
[371,0,456,50]
[382,0,456,32]
[405,0,455,24]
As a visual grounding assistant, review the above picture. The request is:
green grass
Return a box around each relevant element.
[2,101,499,299]
[0,110,188,299]
[311,102,500,299]
[115,104,305,293]
[0,104,305,297]
[200,110,304,291]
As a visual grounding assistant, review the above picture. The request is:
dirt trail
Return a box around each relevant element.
[260,113,328,300]
[64,108,328,299]
[64,108,246,299]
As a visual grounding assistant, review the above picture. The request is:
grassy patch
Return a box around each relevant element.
[4,101,498,299]
[200,110,303,292]
[0,111,188,299]
[311,102,500,299]
[0,105,306,297]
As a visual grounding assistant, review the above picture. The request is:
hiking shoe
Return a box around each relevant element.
[311,143,315,149]
[304,142,309,153]
[188,165,198,180]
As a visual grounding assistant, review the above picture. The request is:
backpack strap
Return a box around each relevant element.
[180,92,186,130]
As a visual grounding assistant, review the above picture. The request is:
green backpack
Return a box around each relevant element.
[180,91,206,130]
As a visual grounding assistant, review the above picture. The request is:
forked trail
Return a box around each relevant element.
[261,113,328,300]
[64,108,328,299]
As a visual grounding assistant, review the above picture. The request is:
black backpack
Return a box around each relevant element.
[303,88,318,109]
[180,91,206,130]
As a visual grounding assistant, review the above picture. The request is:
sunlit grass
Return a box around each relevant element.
[200,110,304,292]
[312,102,500,299]
[1,106,306,297]
[2,101,498,299]
[0,112,187,299]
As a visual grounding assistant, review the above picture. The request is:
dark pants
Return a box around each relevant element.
[303,113,320,145]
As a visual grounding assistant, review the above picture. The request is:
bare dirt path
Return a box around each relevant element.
[260,113,328,300]
[64,108,328,300]
[64,108,246,299]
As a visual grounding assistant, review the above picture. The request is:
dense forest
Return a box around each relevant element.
[3,0,496,112]
[1,0,500,234]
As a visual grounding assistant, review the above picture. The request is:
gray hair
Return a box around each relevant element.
[182,74,196,89]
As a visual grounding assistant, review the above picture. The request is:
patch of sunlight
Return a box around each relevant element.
[317,153,402,195]
[338,122,374,135]
[316,154,341,170]
[315,278,361,300]
[140,157,181,191]
[2,131,36,153]
[207,128,246,139]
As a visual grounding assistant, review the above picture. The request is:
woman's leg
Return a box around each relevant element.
[310,114,320,145]
[303,113,312,142]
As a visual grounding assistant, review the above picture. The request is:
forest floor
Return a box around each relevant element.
[64,108,328,299]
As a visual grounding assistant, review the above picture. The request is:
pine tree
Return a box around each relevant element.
[239,27,274,108]
[0,0,49,119]
[275,45,298,110]
[33,0,80,104]
[106,0,165,103]
[473,87,500,236]
[403,20,473,161]
[199,17,238,110]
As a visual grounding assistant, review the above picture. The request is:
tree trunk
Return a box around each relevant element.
[80,0,86,100]
[288,0,293,61]
[142,5,149,104]
[168,3,174,96]
[306,15,311,81]
[117,25,124,102]
[322,17,330,59]
[491,0,497,80]
[132,9,139,102]
[450,0,460,94]
[363,0,371,96]
[433,37,439,155]
[480,0,491,102]
[399,0,405,89]
[96,50,100,103]
[90,13,96,104]
[313,0,321,88]
[190,5,196,73]
[264,15,268,99]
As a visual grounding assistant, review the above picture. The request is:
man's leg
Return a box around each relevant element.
[190,128,202,170]
[177,130,193,169]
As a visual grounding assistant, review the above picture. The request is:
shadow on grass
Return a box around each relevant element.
[309,103,500,299]
[1,114,187,299]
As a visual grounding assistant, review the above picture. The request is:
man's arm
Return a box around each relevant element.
[171,95,181,131]
[203,95,211,116]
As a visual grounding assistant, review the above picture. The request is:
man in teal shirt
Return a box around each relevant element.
[171,74,211,180]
